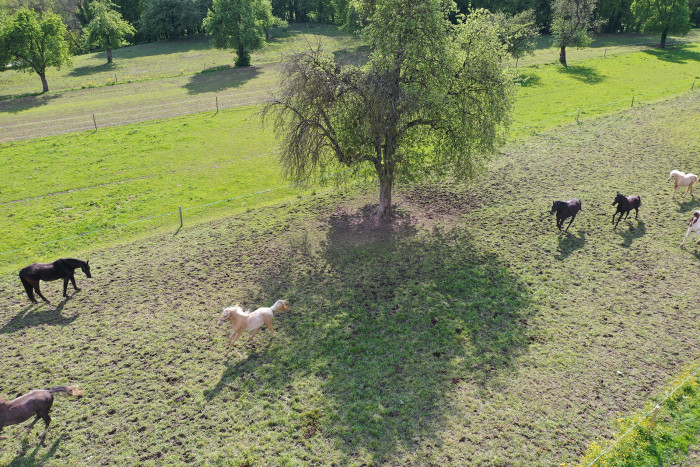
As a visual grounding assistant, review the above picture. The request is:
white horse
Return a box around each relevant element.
[668,170,698,198]
[217,300,291,353]
[681,211,700,247]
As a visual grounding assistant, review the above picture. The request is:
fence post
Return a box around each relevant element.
[576,109,581,123]
[179,206,183,229]
[604,48,607,58]
[115,73,117,83]
[693,81,696,91]
[93,114,97,130]
[649,406,659,433]
[631,96,635,107]
[216,96,219,113]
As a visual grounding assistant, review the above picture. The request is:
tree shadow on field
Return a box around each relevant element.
[556,230,586,260]
[5,434,63,466]
[616,219,646,247]
[184,66,262,94]
[556,64,605,84]
[206,208,534,463]
[68,61,117,77]
[0,93,60,113]
[0,297,77,334]
[643,45,700,64]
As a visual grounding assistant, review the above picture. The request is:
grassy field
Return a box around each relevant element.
[0,92,698,465]
[1,29,697,142]
[1,41,699,271]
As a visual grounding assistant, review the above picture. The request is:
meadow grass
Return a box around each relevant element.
[1,42,699,273]
[0,93,699,465]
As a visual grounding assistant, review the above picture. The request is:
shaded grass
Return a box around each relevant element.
[0,92,699,466]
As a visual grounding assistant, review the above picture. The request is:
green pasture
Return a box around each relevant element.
[1,40,699,272]
[1,93,699,465]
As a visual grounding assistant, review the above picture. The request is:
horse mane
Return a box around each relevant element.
[0,396,7,404]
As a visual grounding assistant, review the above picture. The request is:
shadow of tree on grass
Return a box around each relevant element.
[205,210,533,463]
[642,45,700,64]
[556,64,606,84]
[184,66,262,95]
[68,62,117,78]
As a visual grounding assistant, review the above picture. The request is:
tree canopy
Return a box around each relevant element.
[631,0,691,47]
[83,0,135,62]
[0,8,72,92]
[139,0,201,40]
[264,1,516,219]
[551,0,600,66]
[203,0,273,67]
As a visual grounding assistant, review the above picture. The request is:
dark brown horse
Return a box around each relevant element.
[550,199,582,232]
[0,386,83,445]
[612,192,641,230]
[19,258,92,304]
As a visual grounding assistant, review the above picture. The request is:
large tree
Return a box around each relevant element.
[0,8,72,92]
[551,0,600,66]
[203,0,273,66]
[139,0,201,40]
[264,1,516,219]
[492,9,540,63]
[83,0,135,63]
[631,0,691,47]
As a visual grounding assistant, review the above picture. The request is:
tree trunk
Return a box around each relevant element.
[660,31,667,48]
[559,46,567,66]
[39,72,49,93]
[377,178,393,219]
[107,48,113,63]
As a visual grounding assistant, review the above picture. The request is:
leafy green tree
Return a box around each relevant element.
[83,0,135,62]
[493,9,540,62]
[631,0,691,47]
[139,0,201,40]
[0,8,72,92]
[595,0,635,32]
[551,0,600,66]
[203,0,273,66]
[264,2,516,219]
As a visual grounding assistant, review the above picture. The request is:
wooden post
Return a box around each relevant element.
[216,96,219,113]
[649,406,659,432]
[693,81,696,91]
[604,48,607,58]
[115,73,117,83]
[631,96,635,107]
[93,114,97,130]
[576,109,581,123]
[179,206,183,229]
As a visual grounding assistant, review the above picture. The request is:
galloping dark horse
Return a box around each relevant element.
[612,192,641,229]
[0,386,83,445]
[19,258,91,304]
[550,199,582,232]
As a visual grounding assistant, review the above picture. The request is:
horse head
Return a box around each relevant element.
[82,260,92,279]
[668,170,682,181]
[271,300,291,312]
[550,201,564,215]
[612,192,624,206]
[217,305,243,326]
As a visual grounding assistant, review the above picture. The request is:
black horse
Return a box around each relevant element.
[550,199,582,232]
[612,192,641,230]
[19,258,91,304]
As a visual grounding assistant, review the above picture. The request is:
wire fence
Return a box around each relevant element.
[586,364,700,466]
[1,38,695,143]
[0,80,696,261]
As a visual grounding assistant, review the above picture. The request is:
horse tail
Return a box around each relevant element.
[19,273,34,301]
[47,386,84,397]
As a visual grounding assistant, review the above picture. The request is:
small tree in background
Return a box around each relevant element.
[0,8,72,92]
[83,0,135,63]
[493,9,540,65]
[264,2,517,220]
[203,0,274,66]
[551,0,600,66]
[631,0,691,48]
[139,0,201,40]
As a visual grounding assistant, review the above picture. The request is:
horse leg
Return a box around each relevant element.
[564,214,576,232]
[69,274,80,292]
[38,413,51,446]
[34,283,50,303]
[248,328,261,342]
[681,229,691,246]
[263,316,275,341]
[63,278,69,297]
[226,331,243,354]
[25,414,41,435]
[634,208,639,219]
[612,212,618,226]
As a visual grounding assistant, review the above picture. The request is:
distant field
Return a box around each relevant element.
[1,93,698,466]
[1,42,699,272]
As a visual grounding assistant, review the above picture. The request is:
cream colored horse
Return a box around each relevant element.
[668,170,698,198]
[217,300,291,353]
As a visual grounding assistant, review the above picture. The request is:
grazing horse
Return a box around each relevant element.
[0,386,83,446]
[217,300,291,353]
[680,211,700,247]
[550,199,582,232]
[612,192,641,229]
[19,258,91,304]
[668,170,698,198]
